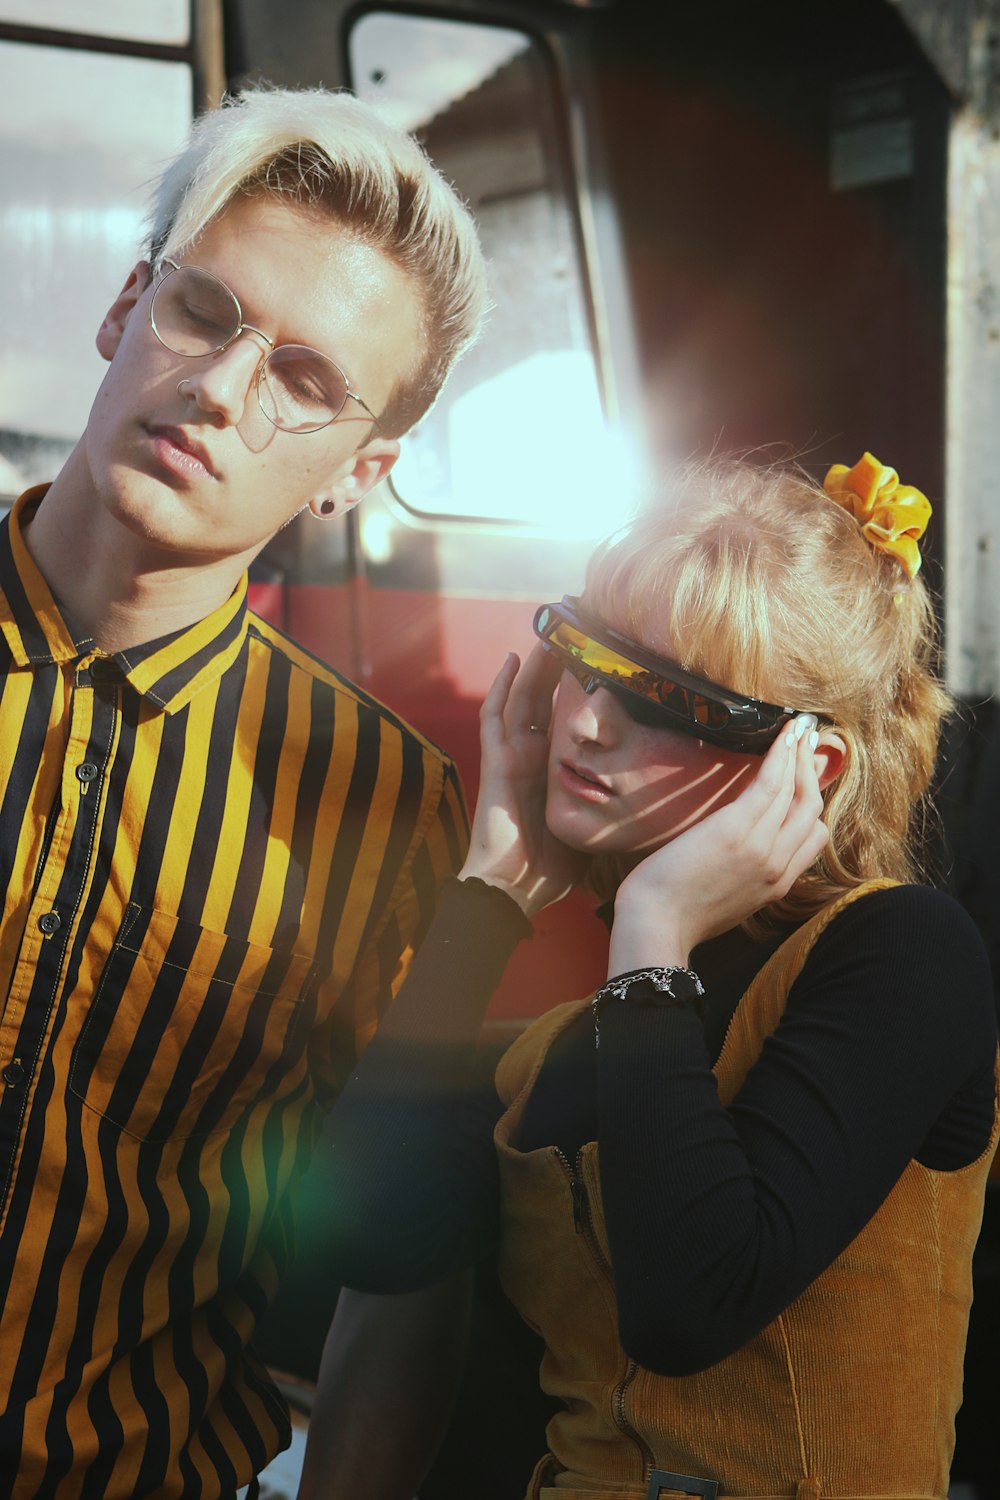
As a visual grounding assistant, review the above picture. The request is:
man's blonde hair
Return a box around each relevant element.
[146,86,488,437]
[582,458,951,929]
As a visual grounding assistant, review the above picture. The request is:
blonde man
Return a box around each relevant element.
[0,86,486,1498]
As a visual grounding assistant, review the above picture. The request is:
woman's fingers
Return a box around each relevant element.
[478,653,521,749]
[779,720,825,840]
[479,648,562,778]
[466,650,582,915]
[717,722,798,850]
[504,643,561,739]
[613,714,831,956]
[760,718,828,892]
[483,653,520,705]
[709,716,825,900]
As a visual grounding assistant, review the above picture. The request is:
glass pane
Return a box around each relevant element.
[0,42,192,498]
[0,0,189,45]
[349,12,622,535]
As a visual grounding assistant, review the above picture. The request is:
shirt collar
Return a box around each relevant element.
[0,486,251,714]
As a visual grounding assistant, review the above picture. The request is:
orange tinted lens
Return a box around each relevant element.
[548,621,663,694]
[546,618,728,728]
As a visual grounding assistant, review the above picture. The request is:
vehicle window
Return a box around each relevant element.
[0,0,188,44]
[349,10,617,532]
[0,40,192,499]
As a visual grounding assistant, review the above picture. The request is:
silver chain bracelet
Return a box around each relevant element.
[591,965,705,1047]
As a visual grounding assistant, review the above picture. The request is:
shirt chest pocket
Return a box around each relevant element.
[69,903,315,1143]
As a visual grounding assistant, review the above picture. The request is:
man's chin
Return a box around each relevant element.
[99,485,224,564]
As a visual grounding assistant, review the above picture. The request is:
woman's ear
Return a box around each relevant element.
[814,731,847,790]
[96,263,151,361]
[307,438,401,521]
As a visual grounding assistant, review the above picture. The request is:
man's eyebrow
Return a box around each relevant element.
[194,260,330,353]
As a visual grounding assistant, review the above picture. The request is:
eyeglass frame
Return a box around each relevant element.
[533,595,804,755]
[149,257,381,434]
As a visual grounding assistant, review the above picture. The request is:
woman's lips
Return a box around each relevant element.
[556,760,613,802]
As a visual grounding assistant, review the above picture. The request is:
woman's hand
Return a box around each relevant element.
[609,718,828,972]
[460,647,586,916]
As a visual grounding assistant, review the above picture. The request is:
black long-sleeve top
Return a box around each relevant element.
[324,878,997,1375]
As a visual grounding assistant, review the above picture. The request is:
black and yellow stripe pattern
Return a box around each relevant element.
[0,489,467,1497]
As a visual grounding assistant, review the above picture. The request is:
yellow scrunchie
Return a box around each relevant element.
[823,451,932,580]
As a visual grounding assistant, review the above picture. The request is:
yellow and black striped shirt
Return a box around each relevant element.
[0,488,468,1498]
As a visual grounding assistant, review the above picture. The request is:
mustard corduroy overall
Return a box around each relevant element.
[494,882,1000,1500]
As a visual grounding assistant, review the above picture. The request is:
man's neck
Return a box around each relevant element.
[24,451,249,655]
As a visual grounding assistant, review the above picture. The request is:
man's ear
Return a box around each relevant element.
[96,262,151,362]
[814,731,847,791]
[307,438,401,521]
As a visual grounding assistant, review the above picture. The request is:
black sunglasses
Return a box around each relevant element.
[533,597,802,755]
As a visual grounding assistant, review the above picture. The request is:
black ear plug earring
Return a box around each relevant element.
[320,499,335,516]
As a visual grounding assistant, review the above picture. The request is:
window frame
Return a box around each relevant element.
[0,0,221,506]
[343,1,612,529]
[0,0,221,110]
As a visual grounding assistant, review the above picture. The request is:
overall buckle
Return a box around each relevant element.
[645,1470,719,1500]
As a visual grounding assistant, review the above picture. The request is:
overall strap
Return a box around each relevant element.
[713,879,899,1106]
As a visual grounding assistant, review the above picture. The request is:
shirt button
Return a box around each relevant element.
[76,762,99,784]
[90,658,120,685]
[38,911,61,935]
[2,1061,25,1087]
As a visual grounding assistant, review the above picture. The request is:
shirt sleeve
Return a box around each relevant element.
[320,876,531,1292]
[596,885,998,1376]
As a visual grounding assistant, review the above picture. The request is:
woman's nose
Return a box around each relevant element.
[563,678,625,745]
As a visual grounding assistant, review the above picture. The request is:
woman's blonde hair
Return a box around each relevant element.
[582,458,950,929]
[146,86,488,437]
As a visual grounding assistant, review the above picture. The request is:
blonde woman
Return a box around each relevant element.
[325,456,998,1500]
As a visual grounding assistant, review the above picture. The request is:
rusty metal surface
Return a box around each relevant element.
[914,0,1000,693]
[192,0,225,113]
[885,3,1000,695]
[890,0,975,98]
[890,0,1000,109]
[944,111,1000,696]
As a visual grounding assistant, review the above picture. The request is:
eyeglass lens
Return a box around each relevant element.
[151,264,351,432]
[540,613,731,732]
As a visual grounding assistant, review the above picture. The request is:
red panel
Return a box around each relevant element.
[246,579,285,624]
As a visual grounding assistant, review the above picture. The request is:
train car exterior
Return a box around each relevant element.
[1,1,998,1493]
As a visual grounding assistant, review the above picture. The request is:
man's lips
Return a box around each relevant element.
[556,759,614,801]
[146,424,221,481]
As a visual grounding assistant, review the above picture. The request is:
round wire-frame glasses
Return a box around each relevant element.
[150,258,380,434]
